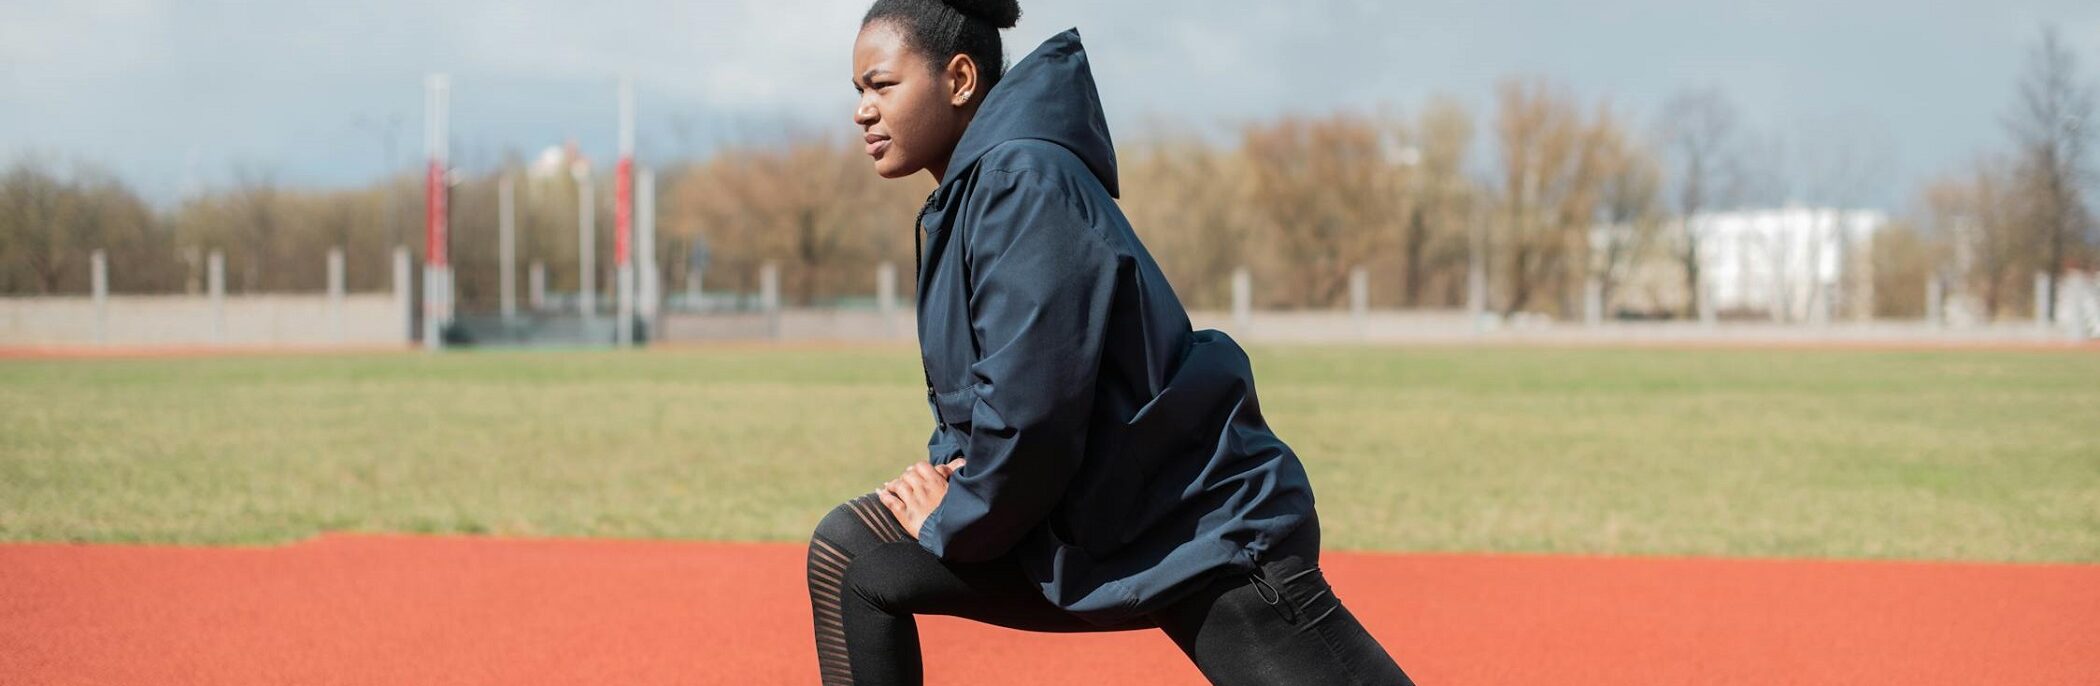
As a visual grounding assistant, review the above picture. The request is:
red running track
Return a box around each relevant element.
[2,534,2094,684]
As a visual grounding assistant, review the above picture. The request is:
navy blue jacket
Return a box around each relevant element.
[912,28,1314,626]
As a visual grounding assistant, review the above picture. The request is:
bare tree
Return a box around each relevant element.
[1793,119,1894,321]
[1868,218,1939,318]
[1923,157,2026,319]
[1403,97,1476,308]
[1655,87,1744,318]
[1736,128,1799,320]
[1241,113,1405,308]
[2006,24,2096,320]
[0,159,166,294]
[227,165,282,292]
[1121,129,1256,309]
[1591,118,1664,316]
[1493,78,1611,316]
[0,160,74,293]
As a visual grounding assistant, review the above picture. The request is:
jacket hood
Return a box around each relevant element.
[937,28,1119,198]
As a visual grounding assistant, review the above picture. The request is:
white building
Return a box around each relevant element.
[1697,207,1886,322]
[528,140,591,181]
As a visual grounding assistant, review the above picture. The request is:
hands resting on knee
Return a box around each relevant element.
[876,460,964,540]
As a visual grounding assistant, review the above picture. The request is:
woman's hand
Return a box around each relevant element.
[878,459,965,540]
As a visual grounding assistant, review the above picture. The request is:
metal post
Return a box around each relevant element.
[499,173,517,321]
[208,249,226,343]
[617,264,634,346]
[638,168,659,337]
[91,249,108,345]
[328,246,345,343]
[424,73,451,352]
[424,264,449,351]
[393,246,412,342]
[615,76,636,347]
[1231,266,1251,331]
[575,168,595,320]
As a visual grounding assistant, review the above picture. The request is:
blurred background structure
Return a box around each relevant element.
[1,1,2096,348]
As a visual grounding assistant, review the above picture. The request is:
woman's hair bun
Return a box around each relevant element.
[939,0,1020,29]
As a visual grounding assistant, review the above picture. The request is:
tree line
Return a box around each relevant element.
[3,27,2091,321]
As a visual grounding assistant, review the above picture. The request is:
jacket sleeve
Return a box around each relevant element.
[917,169,1120,562]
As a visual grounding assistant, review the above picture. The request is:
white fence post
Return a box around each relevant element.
[1231,266,1252,332]
[1584,275,1602,328]
[2066,273,2097,341]
[615,174,633,346]
[617,262,634,347]
[393,246,412,342]
[638,168,659,335]
[576,170,595,320]
[327,246,345,343]
[425,73,451,352]
[760,261,781,339]
[90,249,108,345]
[500,173,517,321]
[207,249,226,343]
[1467,257,1488,333]
[1349,267,1368,319]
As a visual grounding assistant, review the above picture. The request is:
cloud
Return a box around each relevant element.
[2,0,2096,207]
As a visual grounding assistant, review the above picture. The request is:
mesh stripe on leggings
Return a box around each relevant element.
[808,492,912,685]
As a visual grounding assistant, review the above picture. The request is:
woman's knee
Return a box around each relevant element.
[815,492,903,547]
[813,500,870,544]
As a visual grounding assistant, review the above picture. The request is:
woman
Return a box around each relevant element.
[807,1,1415,684]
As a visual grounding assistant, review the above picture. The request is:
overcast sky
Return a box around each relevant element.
[4,0,2097,208]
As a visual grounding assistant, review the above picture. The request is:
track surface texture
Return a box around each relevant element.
[3,534,2094,685]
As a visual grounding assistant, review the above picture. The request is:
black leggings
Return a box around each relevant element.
[807,493,1414,685]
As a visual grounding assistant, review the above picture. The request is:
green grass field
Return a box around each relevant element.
[2,345,2095,562]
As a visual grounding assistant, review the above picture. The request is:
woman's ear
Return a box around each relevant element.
[945,53,979,108]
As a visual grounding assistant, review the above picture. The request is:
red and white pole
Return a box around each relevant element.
[423,73,451,351]
[615,76,636,347]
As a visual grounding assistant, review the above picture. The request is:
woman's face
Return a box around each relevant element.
[852,21,971,180]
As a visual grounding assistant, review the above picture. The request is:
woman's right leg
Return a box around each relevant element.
[807,492,1150,685]
[807,493,914,684]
